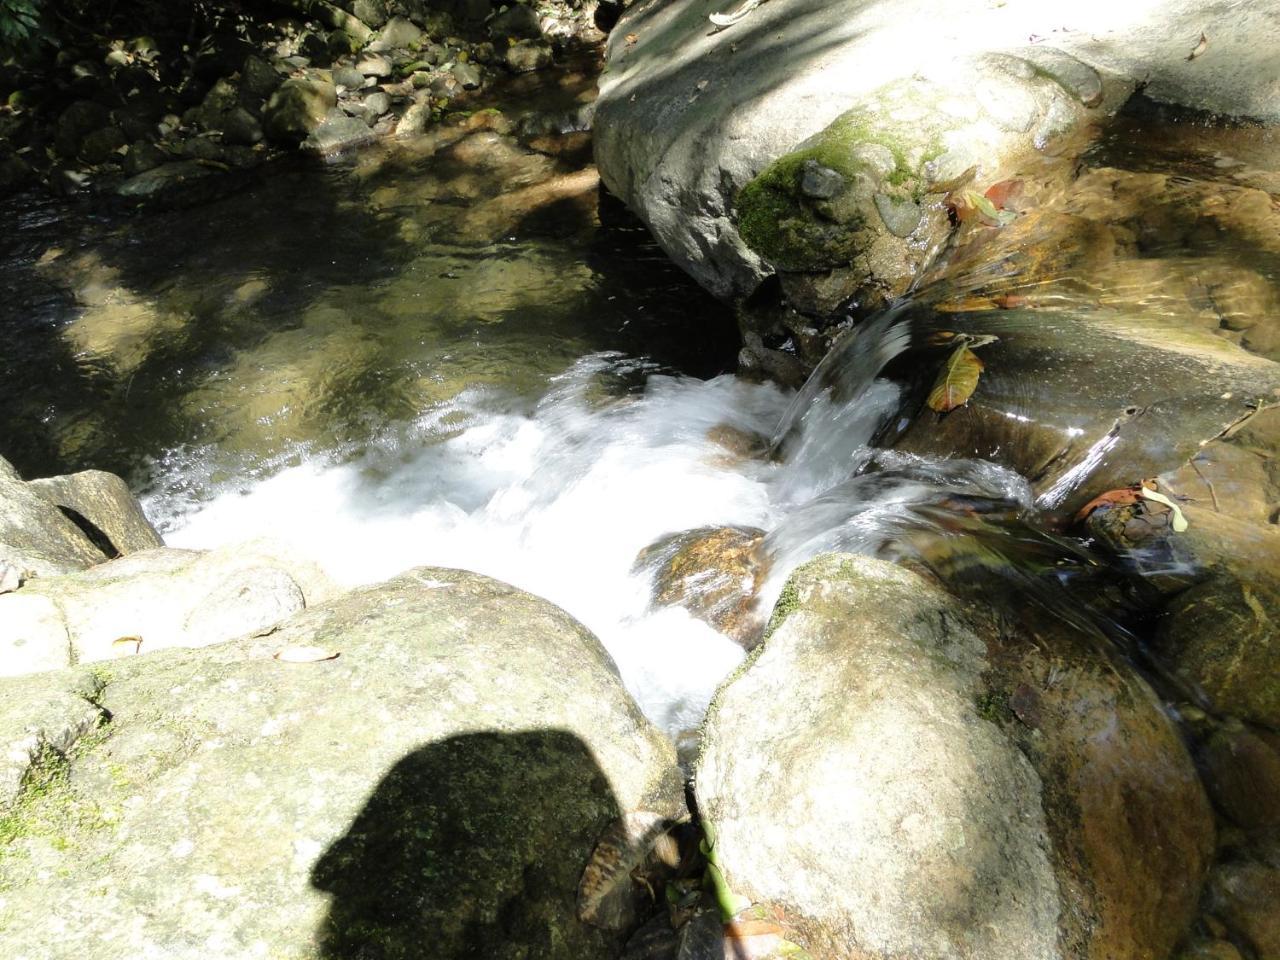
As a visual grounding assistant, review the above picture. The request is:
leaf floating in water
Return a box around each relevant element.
[273,645,340,663]
[1186,32,1208,61]
[984,178,1024,211]
[927,342,985,412]
[952,189,1019,226]
[578,811,679,930]
[1139,485,1190,532]
[112,636,143,656]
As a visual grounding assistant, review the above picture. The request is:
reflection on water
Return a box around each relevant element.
[0,111,739,483]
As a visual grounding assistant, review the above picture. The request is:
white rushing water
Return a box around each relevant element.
[146,355,793,735]
[145,340,1036,737]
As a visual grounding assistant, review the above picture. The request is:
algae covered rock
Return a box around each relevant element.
[0,567,683,959]
[695,554,1212,960]
[594,0,1280,311]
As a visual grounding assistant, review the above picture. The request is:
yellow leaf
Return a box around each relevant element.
[273,646,340,663]
[112,636,143,656]
[927,343,985,412]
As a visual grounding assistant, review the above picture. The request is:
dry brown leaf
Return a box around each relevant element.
[112,636,143,655]
[625,33,639,44]
[927,343,985,412]
[984,178,1024,210]
[1073,485,1143,523]
[1186,32,1208,61]
[273,645,340,663]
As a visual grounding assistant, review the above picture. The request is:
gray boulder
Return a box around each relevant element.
[27,469,163,557]
[368,15,423,52]
[0,541,333,677]
[593,0,1280,306]
[489,3,542,40]
[239,55,283,106]
[0,456,105,580]
[304,111,378,154]
[505,38,553,74]
[696,555,1213,960]
[0,567,682,960]
[263,76,339,143]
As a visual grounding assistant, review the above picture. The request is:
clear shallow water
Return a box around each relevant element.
[3,94,1279,737]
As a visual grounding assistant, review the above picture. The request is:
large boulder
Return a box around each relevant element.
[263,76,339,144]
[695,554,1213,960]
[593,0,1280,307]
[0,456,105,580]
[0,541,333,677]
[26,469,163,557]
[0,567,683,959]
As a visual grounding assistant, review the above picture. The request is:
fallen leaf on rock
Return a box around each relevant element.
[112,636,143,655]
[1074,485,1142,523]
[625,33,638,45]
[984,179,1024,210]
[273,645,340,663]
[1186,32,1208,61]
[1139,486,1190,532]
[950,188,1018,226]
[927,341,985,412]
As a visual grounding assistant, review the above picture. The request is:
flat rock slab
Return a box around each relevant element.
[0,567,682,960]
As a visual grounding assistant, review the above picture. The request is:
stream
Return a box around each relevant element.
[2,81,1278,742]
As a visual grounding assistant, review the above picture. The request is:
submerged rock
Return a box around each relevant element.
[635,525,766,648]
[0,567,682,959]
[506,39,554,74]
[696,555,1213,960]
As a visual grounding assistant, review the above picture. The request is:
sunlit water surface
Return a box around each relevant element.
[3,94,1279,736]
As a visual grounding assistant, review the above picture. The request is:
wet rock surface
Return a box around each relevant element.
[696,554,1213,960]
[635,525,767,648]
[0,567,683,960]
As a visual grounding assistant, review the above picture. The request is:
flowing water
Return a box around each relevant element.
[2,91,1279,739]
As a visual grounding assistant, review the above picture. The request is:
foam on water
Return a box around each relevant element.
[146,355,793,735]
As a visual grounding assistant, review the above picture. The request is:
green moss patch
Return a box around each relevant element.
[736,103,944,271]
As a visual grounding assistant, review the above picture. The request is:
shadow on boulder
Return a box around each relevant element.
[311,729,628,960]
